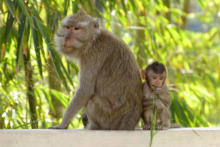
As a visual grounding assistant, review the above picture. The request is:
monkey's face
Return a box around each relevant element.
[147,70,166,90]
[54,10,100,57]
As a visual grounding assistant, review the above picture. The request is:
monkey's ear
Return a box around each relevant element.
[93,18,99,28]
[141,70,146,80]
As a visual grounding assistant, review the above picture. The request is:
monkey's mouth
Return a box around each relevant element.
[151,85,161,90]
[63,45,74,53]
[155,87,162,91]
[151,85,157,89]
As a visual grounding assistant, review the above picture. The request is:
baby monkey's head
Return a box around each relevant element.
[54,9,100,58]
[142,62,166,90]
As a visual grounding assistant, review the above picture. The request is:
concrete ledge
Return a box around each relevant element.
[0,128,220,147]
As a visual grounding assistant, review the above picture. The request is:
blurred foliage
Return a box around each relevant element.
[0,0,219,129]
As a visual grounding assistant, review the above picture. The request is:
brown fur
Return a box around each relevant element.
[49,10,142,130]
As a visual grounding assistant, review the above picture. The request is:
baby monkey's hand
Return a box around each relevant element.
[154,87,163,94]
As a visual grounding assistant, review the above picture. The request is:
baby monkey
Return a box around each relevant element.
[141,61,171,130]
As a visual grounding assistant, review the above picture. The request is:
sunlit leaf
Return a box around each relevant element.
[16,12,26,65]
[31,16,43,77]
[5,0,15,17]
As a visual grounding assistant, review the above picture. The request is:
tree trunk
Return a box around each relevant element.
[24,46,38,129]
[181,0,190,29]
[0,114,4,129]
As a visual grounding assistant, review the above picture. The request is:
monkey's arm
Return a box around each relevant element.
[154,85,171,129]
[49,71,96,129]
[142,83,154,110]
[156,85,171,107]
[142,83,154,129]
[154,99,165,112]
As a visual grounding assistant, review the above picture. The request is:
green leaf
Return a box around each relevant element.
[50,89,69,107]
[172,95,190,126]
[121,0,127,13]
[31,16,43,77]
[17,0,29,17]
[17,0,33,25]
[72,1,79,13]
[41,88,55,113]
[32,8,70,90]
[4,13,14,44]
[129,0,136,12]
[16,12,26,65]
[5,0,15,17]
[64,0,70,15]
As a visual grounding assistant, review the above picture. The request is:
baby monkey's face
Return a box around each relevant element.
[147,70,166,90]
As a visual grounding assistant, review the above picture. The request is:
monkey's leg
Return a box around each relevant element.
[142,109,154,130]
[86,120,101,130]
[158,108,170,130]
[85,97,104,130]
[118,105,140,130]
[143,124,151,130]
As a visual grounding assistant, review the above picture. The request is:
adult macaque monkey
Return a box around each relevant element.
[141,62,171,130]
[50,10,142,130]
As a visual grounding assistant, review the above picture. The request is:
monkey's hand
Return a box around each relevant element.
[155,119,163,130]
[154,85,168,95]
[154,88,163,95]
[143,119,160,130]
[48,124,68,129]
[155,118,170,130]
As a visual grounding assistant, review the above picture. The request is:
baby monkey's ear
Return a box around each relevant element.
[93,18,99,28]
[141,69,146,80]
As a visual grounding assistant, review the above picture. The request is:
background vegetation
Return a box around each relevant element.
[0,0,219,129]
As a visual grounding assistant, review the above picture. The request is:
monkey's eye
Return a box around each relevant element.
[64,25,71,29]
[74,27,80,30]
[160,77,164,80]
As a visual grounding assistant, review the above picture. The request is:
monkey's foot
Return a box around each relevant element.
[143,124,151,130]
